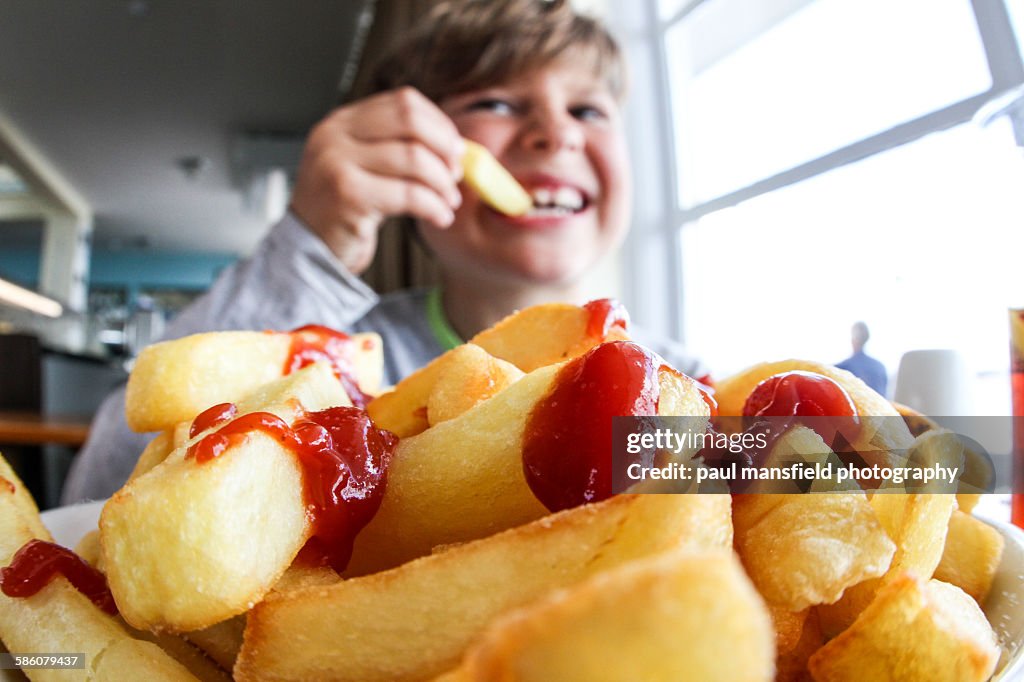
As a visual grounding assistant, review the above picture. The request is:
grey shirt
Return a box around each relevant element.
[62,213,707,503]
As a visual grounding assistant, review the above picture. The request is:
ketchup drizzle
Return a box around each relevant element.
[186,406,396,572]
[0,540,117,614]
[285,325,372,408]
[582,299,630,339]
[189,402,238,439]
[742,370,860,451]
[522,341,660,512]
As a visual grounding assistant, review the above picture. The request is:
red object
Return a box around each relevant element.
[742,370,860,454]
[582,299,629,339]
[186,411,294,464]
[522,341,660,512]
[698,385,718,418]
[1011,311,1024,527]
[186,407,396,572]
[189,402,238,439]
[1012,370,1024,527]
[285,325,372,408]
[0,539,117,614]
[743,371,858,419]
[290,409,397,571]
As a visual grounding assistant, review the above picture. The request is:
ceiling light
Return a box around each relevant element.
[0,276,63,318]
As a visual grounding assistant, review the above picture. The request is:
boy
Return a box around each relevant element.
[64,0,706,502]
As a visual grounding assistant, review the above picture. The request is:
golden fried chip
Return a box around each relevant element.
[350,357,709,576]
[461,139,532,216]
[101,363,348,632]
[0,456,196,681]
[934,510,1005,604]
[236,494,732,682]
[446,549,773,682]
[126,329,381,432]
[818,492,956,636]
[808,575,999,682]
[368,301,630,437]
[426,344,524,427]
[734,490,895,612]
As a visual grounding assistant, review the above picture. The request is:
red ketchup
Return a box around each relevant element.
[522,341,660,512]
[583,299,630,339]
[186,406,396,572]
[284,325,373,408]
[189,402,238,439]
[0,540,117,614]
[742,370,860,453]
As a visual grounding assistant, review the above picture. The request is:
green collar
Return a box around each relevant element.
[426,288,463,351]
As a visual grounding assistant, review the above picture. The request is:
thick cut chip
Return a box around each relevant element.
[0,455,48,540]
[75,529,102,570]
[773,608,824,682]
[126,329,381,432]
[933,510,1004,604]
[368,301,629,437]
[118,620,232,682]
[442,549,773,682]
[185,617,246,672]
[426,344,524,427]
[470,301,630,374]
[808,575,999,682]
[461,139,532,216]
[129,428,177,481]
[349,354,709,576]
[100,363,348,632]
[733,490,895,611]
[714,360,913,466]
[0,456,196,681]
[818,492,956,636]
[235,494,732,682]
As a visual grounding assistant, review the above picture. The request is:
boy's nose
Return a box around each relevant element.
[522,109,584,153]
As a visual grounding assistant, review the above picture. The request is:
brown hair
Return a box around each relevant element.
[371,0,626,103]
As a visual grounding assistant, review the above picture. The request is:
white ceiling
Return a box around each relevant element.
[0,0,371,254]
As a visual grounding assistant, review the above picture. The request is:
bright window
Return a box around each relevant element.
[666,0,992,206]
[680,118,1024,380]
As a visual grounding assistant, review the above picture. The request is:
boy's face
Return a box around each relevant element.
[424,59,630,288]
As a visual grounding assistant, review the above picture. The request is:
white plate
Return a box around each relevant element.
[27,497,1024,681]
[40,500,104,548]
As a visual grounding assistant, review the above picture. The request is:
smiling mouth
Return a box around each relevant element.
[524,186,589,217]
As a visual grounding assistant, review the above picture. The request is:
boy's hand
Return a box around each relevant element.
[290,87,465,275]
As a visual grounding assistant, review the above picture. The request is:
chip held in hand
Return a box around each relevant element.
[461,139,532,216]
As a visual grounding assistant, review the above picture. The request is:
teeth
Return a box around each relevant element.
[529,186,584,211]
[527,206,575,217]
[554,187,583,210]
[532,188,553,206]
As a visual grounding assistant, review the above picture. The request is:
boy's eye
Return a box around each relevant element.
[570,105,607,122]
[469,98,517,115]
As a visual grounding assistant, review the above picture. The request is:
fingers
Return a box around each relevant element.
[355,167,458,230]
[358,140,462,209]
[342,88,465,177]
[289,86,466,268]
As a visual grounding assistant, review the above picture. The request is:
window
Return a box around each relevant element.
[616,0,1024,413]
[666,0,992,206]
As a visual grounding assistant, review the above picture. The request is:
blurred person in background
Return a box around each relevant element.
[837,321,887,395]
